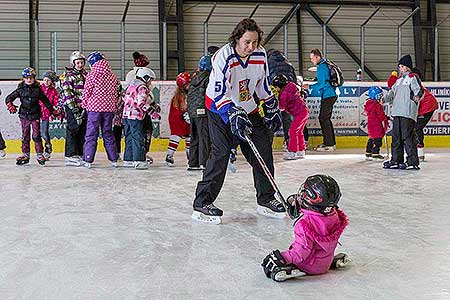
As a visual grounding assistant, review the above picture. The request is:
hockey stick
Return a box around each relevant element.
[244,131,294,219]
[385,134,389,160]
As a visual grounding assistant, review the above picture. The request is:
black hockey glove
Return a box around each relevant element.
[262,97,282,132]
[228,106,252,142]
[261,250,288,278]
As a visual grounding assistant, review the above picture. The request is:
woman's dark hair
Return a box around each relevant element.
[310,48,322,58]
[411,67,423,80]
[228,18,264,48]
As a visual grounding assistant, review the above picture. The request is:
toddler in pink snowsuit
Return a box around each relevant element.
[262,174,350,282]
[272,74,309,160]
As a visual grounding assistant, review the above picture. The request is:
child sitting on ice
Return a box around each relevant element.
[261,174,350,282]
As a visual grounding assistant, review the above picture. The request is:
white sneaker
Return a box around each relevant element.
[123,160,135,168]
[65,156,82,166]
[296,150,306,159]
[0,149,5,158]
[283,152,297,160]
[82,161,92,169]
[316,144,336,152]
[134,161,148,170]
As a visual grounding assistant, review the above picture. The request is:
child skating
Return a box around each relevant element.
[271,74,309,160]
[364,86,389,161]
[40,70,60,160]
[261,174,350,282]
[165,72,191,167]
[5,67,57,165]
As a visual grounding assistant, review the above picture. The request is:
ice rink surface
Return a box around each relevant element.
[1,150,450,300]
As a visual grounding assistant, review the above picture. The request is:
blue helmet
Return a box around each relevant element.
[198,55,212,72]
[22,67,36,78]
[368,86,383,101]
[87,51,104,66]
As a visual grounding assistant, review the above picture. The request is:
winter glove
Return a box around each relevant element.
[228,106,252,142]
[262,97,282,132]
[261,250,288,278]
[7,102,17,114]
[182,112,190,125]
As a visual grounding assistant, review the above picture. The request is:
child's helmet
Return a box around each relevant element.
[198,55,212,72]
[135,67,156,83]
[42,70,58,83]
[301,174,341,214]
[69,51,86,66]
[87,51,105,66]
[22,67,36,78]
[176,72,191,88]
[368,86,383,101]
[271,74,289,88]
[286,174,341,218]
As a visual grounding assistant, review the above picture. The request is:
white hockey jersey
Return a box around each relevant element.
[205,43,274,123]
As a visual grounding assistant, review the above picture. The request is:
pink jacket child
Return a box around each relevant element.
[273,76,309,159]
[40,71,60,159]
[81,52,120,167]
[40,84,59,121]
[262,174,350,282]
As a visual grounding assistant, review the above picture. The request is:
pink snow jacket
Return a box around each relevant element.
[82,59,120,113]
[122,80,153,121]
[279,82,308,117]
[40,84,59,121]
[281,208,348,275]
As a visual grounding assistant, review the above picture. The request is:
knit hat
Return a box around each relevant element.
[398,54,413,70]
[133,51,149,67]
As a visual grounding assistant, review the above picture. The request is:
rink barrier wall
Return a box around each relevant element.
[1,80,450,153]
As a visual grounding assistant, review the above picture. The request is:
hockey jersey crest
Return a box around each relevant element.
[205,44,274,123]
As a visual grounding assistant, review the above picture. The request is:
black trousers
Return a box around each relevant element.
[188,116,210,167]
[391,116,419,166]
[0,130,5,150]
[142,115,153,154]
[365,138,382,154]
[194,110,275,208]
[113,125,123,153]
[415,111,434,147]
[64,106,86,157]
[319,96,337,146]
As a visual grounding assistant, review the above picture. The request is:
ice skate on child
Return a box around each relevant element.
[261,174,350,282]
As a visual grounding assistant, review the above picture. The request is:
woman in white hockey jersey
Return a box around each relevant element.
[192,18,284,224]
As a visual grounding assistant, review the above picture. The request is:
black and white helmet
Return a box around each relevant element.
[69,51,86,66]
[135,67,156,83]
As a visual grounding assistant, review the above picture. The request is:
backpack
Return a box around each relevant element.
[325,59,344,87]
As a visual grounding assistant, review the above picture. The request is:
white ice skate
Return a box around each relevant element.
[191,204,223,225]
[296,150,306,159]
[227,161,237,173]
[82,161,92,169]
[123,161,134,168]
[65,156,82,166]
[333,253,352,269]
[0,149,6,159]
[134,161,148,170]
[272,267,307,282]
[191,211,222,225]
[257,199,286,219]
[316,144,336,152]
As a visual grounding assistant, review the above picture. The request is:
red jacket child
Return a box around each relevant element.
[364,99,388,139]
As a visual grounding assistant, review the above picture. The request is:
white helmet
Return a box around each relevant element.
[135,67,156,83]
[70,51,86,66]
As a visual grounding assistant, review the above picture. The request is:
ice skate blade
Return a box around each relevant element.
[272,269,306,282]
[191,211,222,225]
[257,205,286,219]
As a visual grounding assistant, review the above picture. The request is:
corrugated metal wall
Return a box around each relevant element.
[0,0,159,80]
[437,3,450,80]
[0,1,29,79]
[183,2,418,82]
[0,1,449,81]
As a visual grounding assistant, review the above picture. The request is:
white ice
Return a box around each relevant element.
[1,150,450,300]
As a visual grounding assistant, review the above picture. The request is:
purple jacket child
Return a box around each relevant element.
[281,207,348,275]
